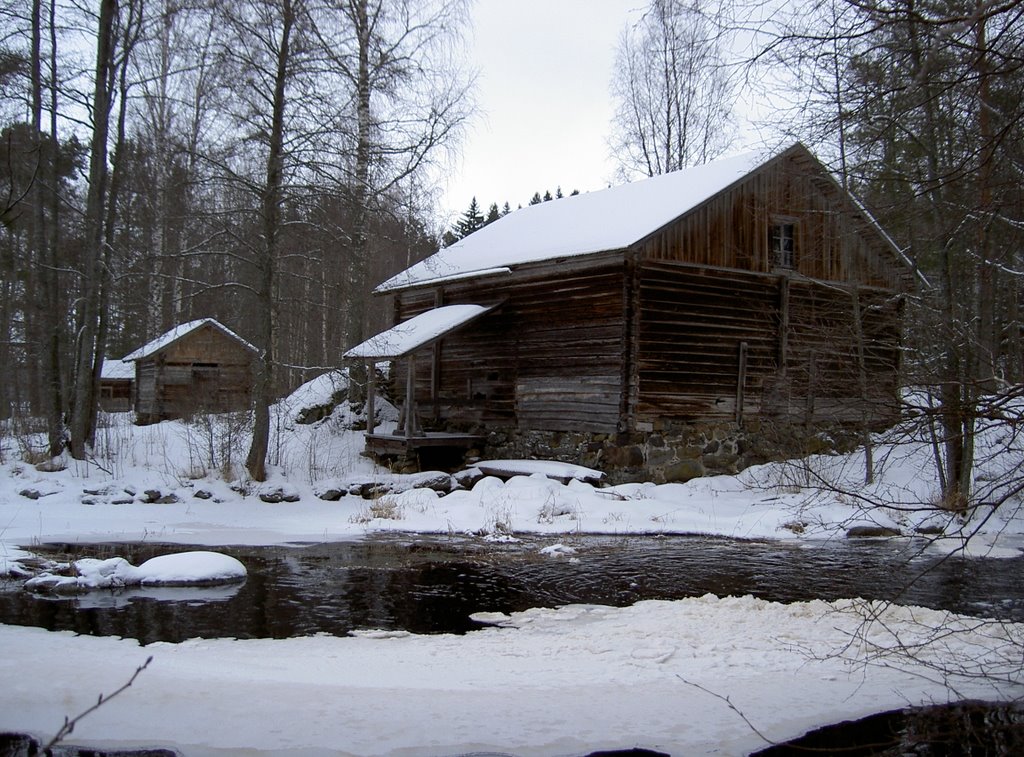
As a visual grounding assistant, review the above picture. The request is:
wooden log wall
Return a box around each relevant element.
[768,280,900,423]
[135,362,158,418]
[635,260,902,428]
[636,261,779,423]
[395,288,517,426]
[394,260,627,433]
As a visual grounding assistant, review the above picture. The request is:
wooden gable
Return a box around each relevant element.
[634,144,911,290]
[154,323,254,367]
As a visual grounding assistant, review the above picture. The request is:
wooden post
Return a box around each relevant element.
[736,341,748,424]
[850,287,874,484]
[620,255,640,433]
[777,275,790,376]
[365,361,376,436]
[805,352,817,426]
[404,353,417,437]
[431,290,442,419]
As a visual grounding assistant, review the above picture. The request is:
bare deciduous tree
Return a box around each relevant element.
[69,0,124,459]
[609,0,735,178]
[320,0,474,349]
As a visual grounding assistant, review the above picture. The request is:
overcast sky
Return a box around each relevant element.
[439,0,645,222]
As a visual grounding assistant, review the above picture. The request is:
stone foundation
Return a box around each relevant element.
[481,421,860,485]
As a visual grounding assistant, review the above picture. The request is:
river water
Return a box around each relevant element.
[1,534,1022,645]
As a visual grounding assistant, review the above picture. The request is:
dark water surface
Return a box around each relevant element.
[1,534,1023,645]
[753,700,1024,756]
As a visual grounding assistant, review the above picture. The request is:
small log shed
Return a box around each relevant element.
[122,318,258,424]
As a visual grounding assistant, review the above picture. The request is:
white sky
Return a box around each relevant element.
[439,0,646,221]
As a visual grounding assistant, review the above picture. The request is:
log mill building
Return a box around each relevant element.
[346,143,916,482]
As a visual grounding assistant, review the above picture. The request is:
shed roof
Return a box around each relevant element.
[122,318,259,362]
[343,304,496,361]
[376,143,912,294]
[100,358,134,381]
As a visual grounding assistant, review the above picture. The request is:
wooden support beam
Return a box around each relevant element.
[778,274,790,376]
[404,353,418,437]
[736,341,748,424]
[431,290,442,419]
[366,362,376,436]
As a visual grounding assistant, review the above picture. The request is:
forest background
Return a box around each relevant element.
[1,0,1022,505]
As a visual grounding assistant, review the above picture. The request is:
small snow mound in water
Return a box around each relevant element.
[137,551,247,585]
[24,550,246,593]
[469,611,514,626]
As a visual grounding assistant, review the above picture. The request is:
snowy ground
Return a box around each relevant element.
[1,388,1023,755]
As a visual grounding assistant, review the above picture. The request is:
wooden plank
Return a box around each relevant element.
[365,432,484,456]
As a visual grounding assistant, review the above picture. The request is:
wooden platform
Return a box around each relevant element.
[365,432,484,458]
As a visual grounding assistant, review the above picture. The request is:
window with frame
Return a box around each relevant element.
[769,220,797,270]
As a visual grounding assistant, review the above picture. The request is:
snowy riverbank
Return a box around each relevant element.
[1,399,1022,754]
[2,594,1021,756]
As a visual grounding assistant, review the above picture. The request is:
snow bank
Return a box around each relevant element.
[1,397,1023,754]
[0,595,1020,755]
[282,370,348,419]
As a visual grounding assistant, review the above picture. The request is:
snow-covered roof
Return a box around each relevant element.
[100,358,134,381]
[122,318,259,362]
[343,304,497,360]
[376,149,775,293]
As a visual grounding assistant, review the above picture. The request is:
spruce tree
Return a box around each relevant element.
[454,196,485,238]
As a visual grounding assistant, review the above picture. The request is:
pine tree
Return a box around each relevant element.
[485,202,500,225]
[501,201,511,215]
[542,190,553,202]
[528,191,542,205]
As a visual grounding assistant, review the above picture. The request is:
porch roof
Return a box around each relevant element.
[343,303,497,361]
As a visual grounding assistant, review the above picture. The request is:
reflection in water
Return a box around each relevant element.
[65,582,243,611]
[752,700,1024,756]
[0,535,1022,644]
